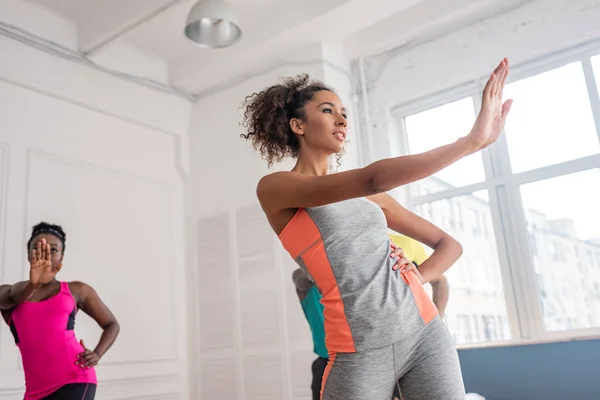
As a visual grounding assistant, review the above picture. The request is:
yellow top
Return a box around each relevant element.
[388,233,428,265]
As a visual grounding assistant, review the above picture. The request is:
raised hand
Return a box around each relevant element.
[76,339,100,369]
[29,239,55,286]
[467,58,513,150]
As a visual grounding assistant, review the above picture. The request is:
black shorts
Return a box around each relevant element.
[41,383,96,400]
[311,356,329,400]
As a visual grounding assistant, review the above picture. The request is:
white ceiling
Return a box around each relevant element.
[23,0,533,96]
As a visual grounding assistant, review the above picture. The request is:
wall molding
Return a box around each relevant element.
[0,374,180,393]
[0,78,189,179]
[0,78,181,139]
[110,392,179,400]
[0,387,22,395]
[102,373,179,386]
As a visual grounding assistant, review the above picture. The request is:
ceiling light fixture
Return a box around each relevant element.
[184,0,241,48]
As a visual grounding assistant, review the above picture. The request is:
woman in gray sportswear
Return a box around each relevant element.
[241,59,512,400]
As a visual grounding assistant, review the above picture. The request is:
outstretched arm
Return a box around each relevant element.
[258,60,511,215]
[368,193,462,284]
[0,285,16,310]
[72,282,119,367]
[0,281,42,310]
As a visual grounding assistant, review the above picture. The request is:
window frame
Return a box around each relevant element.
[390,40,600,348]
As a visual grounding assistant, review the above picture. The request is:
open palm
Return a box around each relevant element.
[29,239,55,285]
[468,58,513,149]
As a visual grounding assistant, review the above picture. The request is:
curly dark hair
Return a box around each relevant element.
[27,222,66,253]
[240,74,345,168]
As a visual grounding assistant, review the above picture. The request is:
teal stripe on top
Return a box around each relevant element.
[301,286,328,359]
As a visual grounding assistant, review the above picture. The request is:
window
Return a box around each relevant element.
[442,199,455,229]
[503,62,600,173]
[457,315,474,344]
[394,49,600,345]
[521,169,600,331]
[471,316,481,342]
[593,283,600,300]
[482,215,490,239]
[453,202,464,231]
[413,192,510,345]
[469,208,482,237]
[482,315,499,341]
[405,98,483,194]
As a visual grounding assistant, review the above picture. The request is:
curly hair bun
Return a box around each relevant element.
[240,74,333,167]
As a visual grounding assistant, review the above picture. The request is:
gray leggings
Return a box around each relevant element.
[321,317,465,400]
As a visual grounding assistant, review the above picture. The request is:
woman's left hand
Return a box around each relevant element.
[390,242,425,284]
[399,261,426,284]
[76,339,100,369]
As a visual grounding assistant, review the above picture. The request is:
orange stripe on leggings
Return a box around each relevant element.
[402,271,438,324]
[320,352,336,400]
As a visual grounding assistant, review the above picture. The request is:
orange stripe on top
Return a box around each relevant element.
[279,209,321,259]
[279,209,356,353]
[402,271,438,324]
[302,241,356,353]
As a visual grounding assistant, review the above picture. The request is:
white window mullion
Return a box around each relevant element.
[473,92,534,342]
[394,117,414,205]
[495,181,545,340]
[514,153,600,186]
[581,57,600,146]
[407,181,489,208]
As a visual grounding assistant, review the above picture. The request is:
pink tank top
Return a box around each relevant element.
[7,281,97,400]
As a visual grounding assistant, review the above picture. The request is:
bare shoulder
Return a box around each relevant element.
[68,280,92,290]
[68,281,97,300]
[256,171,297,200]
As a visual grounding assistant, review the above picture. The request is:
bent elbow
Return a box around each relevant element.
[454,238,463,258]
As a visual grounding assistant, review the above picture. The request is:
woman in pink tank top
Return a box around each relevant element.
[0,222,120,400]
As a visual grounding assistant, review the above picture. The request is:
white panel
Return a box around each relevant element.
[197,214,232,289]
[100,374,180,400]
[243,355,284,400]
[198,287,236,354]
[235,204,282,350]
[240,283,280,349]
[25,152,178,365]
[236,204,274,259]
[200,357,238,399]
[196,214,237,354]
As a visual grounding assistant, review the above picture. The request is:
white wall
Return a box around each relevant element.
[0,2,193,399]
[186,45,358,399]
[361,0,600,163]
